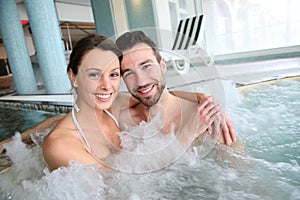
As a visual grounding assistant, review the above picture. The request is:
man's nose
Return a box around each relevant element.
[135,71,148,86]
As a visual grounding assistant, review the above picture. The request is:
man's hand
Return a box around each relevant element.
[199,96,236,145]
[170,90,236,145]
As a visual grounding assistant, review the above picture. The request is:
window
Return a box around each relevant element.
[202,0,300,55]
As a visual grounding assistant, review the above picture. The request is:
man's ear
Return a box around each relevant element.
[68,69,78,87]
[160,58,167,73]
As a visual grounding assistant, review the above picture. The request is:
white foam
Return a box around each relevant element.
[105,114,193,173]
[0,133,105,200]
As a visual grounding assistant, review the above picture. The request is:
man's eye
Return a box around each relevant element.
[123,71,133,78]
[143,64,151,69]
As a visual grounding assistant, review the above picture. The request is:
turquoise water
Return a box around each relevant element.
[233,80,300,165]
[0,107,58,141]
[0,79,299,199]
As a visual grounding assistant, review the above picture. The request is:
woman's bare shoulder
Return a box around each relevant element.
[44,114,76,143]
[42,117,85,170]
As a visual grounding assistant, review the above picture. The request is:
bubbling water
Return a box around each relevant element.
[0,79,299,200]
[104,113,216,173]
[0,133,105,200]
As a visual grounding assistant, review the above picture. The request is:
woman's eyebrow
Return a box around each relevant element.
[86,68,103,72]
[111,67,120,71]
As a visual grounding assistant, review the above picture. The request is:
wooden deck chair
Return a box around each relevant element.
[161,15,213,74]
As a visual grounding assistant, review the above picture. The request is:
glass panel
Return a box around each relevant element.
[202,0,300,55]
[168,2,178,36]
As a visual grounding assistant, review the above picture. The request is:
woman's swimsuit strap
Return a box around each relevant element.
[104,109,120,128]
[71,108,92,152]
[71,108,120,153]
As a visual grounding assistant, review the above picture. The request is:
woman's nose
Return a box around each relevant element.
[98,75,111,90]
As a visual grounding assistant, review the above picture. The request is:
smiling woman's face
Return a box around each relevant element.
[74,48,121,111]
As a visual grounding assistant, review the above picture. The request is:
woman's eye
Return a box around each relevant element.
[88,73,101,79]
[111,72,120,78]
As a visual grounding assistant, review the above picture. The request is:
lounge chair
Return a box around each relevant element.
[160,15,214,74]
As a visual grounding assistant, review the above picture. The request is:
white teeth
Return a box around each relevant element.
[96,94,110,99]
[140,87,152,94]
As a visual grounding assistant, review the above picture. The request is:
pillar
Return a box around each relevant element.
[124,0,157,42]
[0,0,38,94]
[91,0,116,38]
[24,0,71,94]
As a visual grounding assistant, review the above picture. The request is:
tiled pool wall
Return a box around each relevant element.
[0,100,71,114]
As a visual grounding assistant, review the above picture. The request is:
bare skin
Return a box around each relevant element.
[120,92,221,146]
[118,43,226,147]
[43,48,123,171]
[43,110,121,171]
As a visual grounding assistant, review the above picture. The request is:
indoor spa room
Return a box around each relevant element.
[0,0,299,199]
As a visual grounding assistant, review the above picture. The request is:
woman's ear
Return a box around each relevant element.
[68,69,78,88]
[160,58,167,73]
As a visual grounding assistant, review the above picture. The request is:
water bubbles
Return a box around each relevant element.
[0,79,299,199]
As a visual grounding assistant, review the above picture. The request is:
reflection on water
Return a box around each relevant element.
[0,106,59,141]
[0,79,300,200]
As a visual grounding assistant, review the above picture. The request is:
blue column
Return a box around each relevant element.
[0,0,38,94]
[24,0,71,94]
[124,0,157,42]
[91,0,115,38]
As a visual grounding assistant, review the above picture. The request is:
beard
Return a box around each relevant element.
[131,78,166,108]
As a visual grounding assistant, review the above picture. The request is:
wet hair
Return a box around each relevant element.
[67,34,122,75]
[116,31,161,63]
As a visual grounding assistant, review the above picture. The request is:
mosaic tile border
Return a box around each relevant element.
[0,100,71,114]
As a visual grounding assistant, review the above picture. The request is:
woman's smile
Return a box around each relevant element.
[94,92,113,102]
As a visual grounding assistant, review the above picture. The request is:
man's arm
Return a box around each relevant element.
[170,90,236,145]
[170,90,209,103]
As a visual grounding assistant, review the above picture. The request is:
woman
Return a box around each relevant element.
[43,34,127,171]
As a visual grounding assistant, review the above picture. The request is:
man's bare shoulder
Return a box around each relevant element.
[119,103,143,128]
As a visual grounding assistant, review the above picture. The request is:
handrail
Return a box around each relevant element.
[59,21,93,35]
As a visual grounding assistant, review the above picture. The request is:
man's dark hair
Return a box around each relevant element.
[116,31,162,63]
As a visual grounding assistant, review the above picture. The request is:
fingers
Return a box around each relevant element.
[198,97,220,118]
[225,115,236,142]
[212,121,221,141]
[196,96,237,146]
[221,120,232,145]
[197,96,213,112]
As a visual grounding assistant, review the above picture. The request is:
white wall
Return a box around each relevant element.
[153,0,174,50]
[111,0,129,36]
[17,2,94,23]
[55,2,94,22]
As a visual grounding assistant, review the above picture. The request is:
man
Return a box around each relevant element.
[115,31,236,146]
